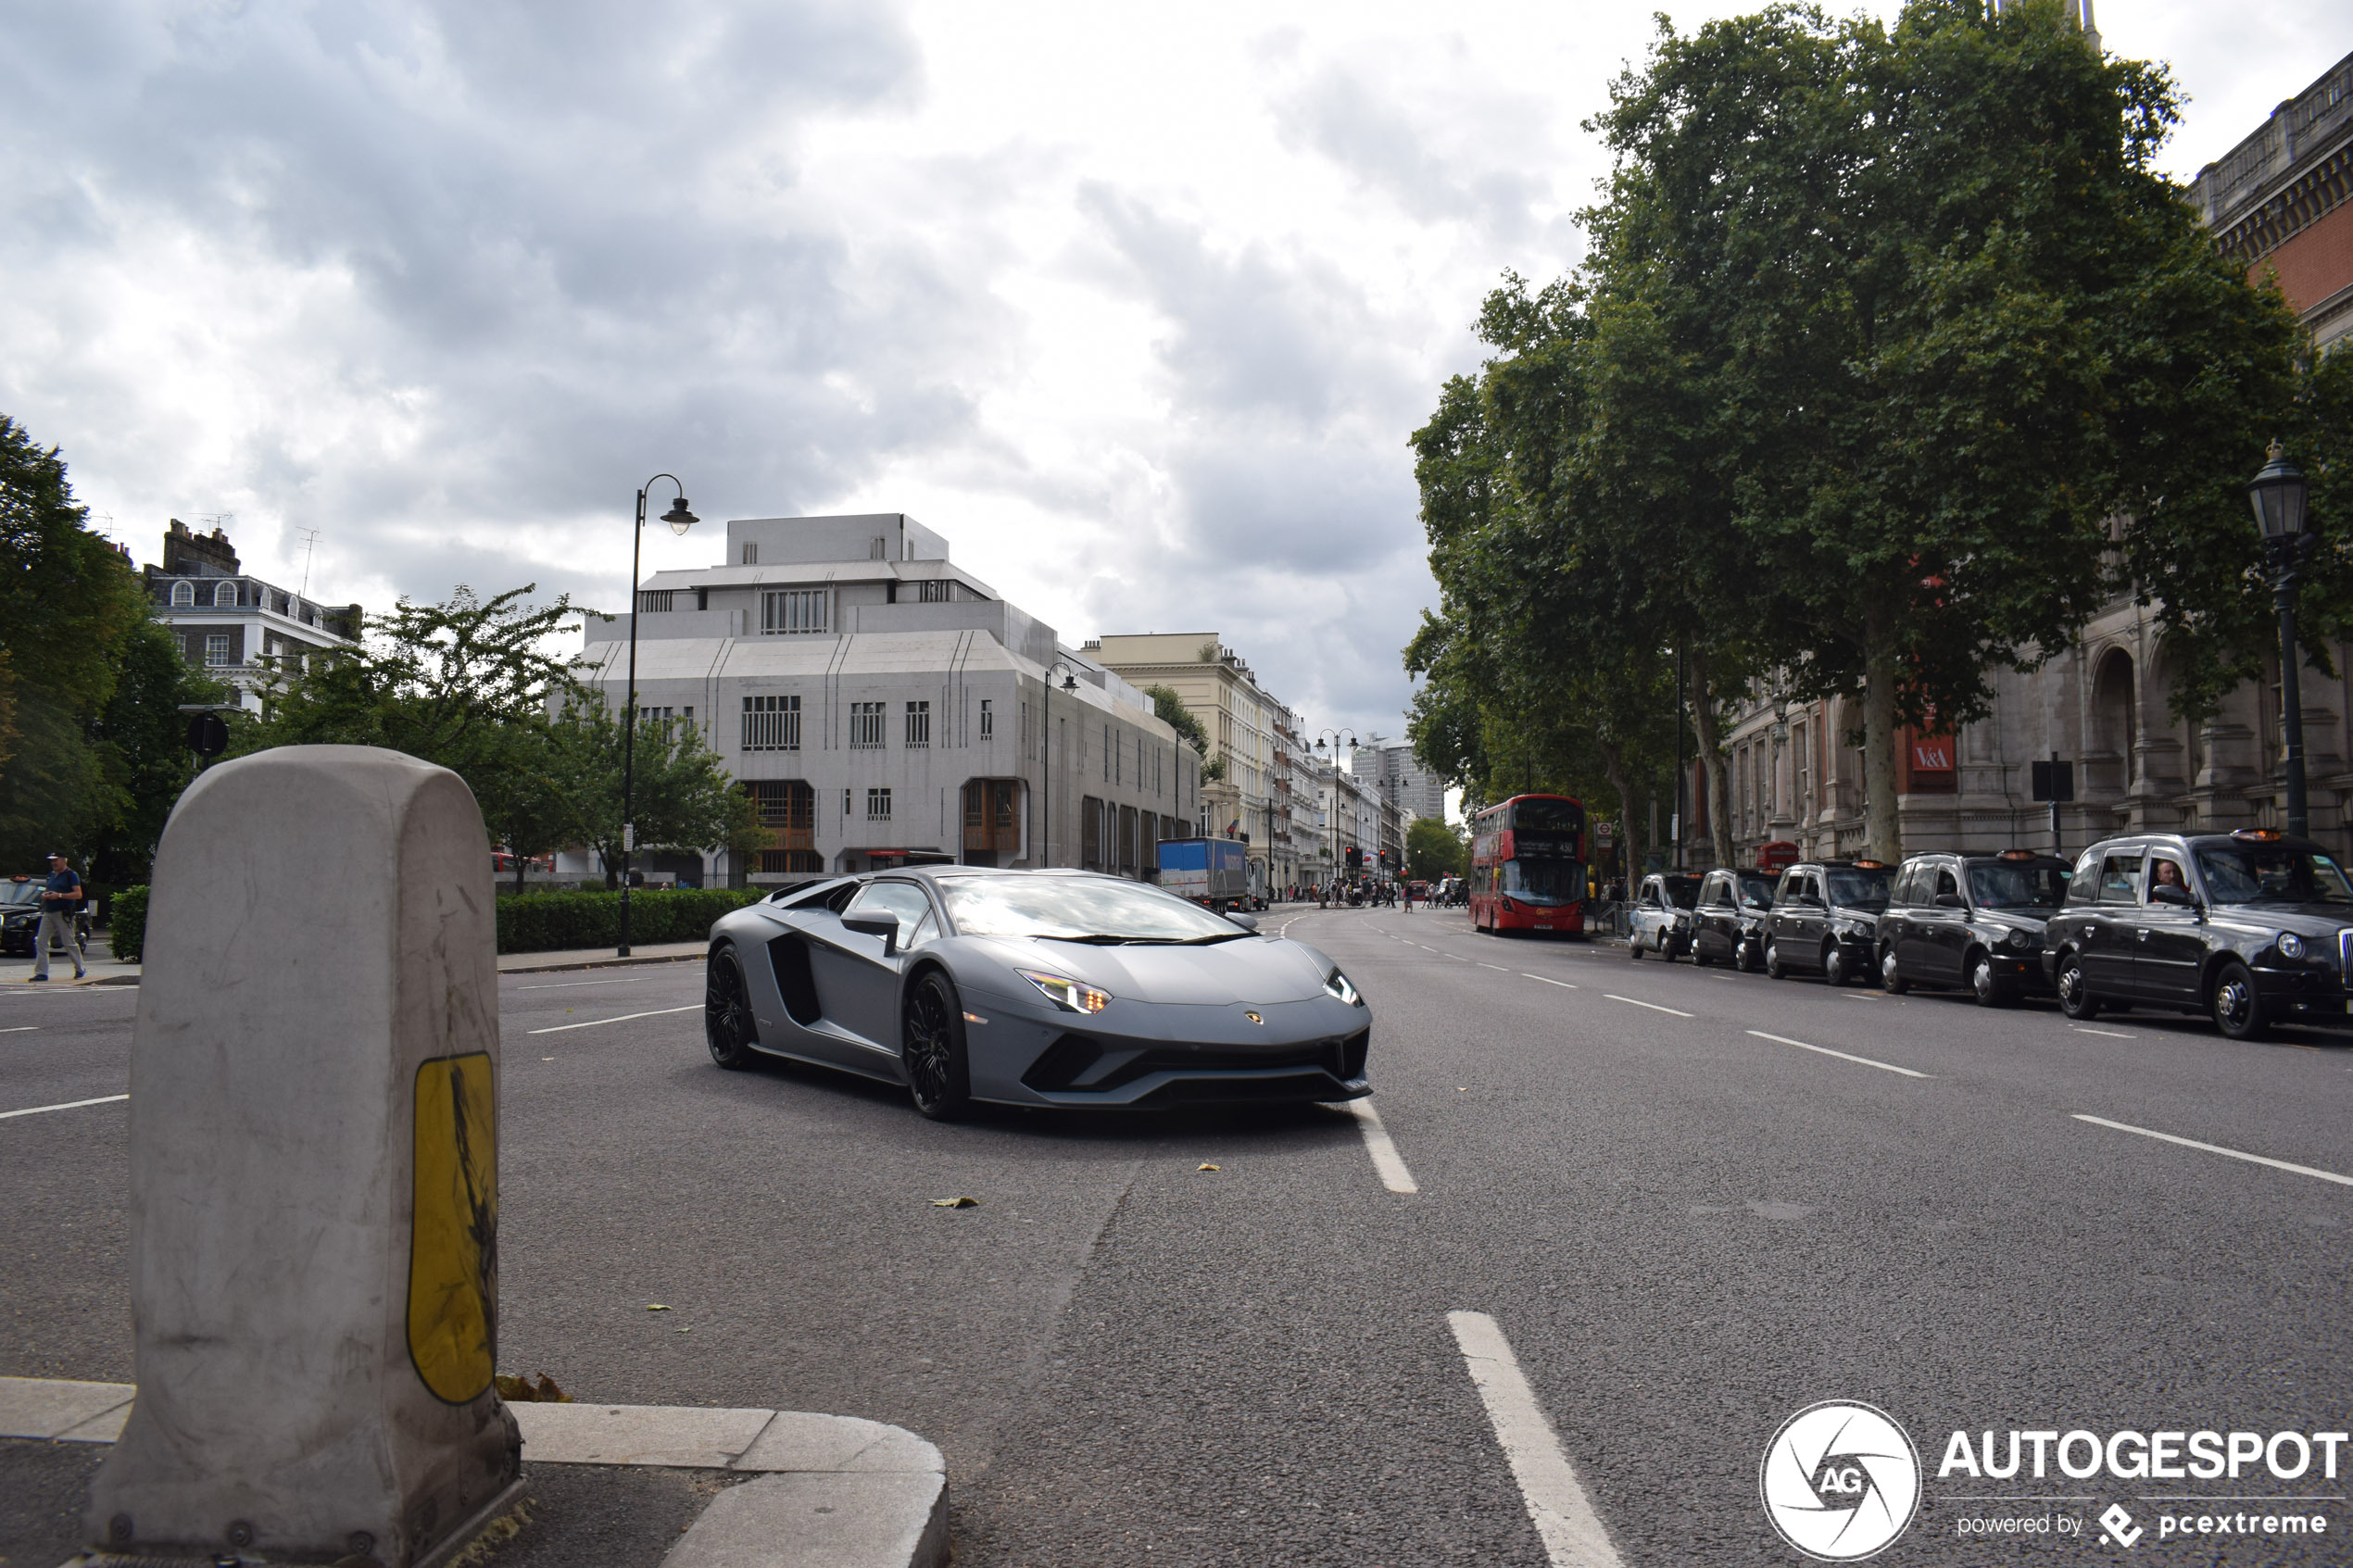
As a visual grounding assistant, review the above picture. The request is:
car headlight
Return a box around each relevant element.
[2277,932,2306,960]
[2005,927,2033,950]
[1017,970,1112,1014]
[1325,969,1363,1007]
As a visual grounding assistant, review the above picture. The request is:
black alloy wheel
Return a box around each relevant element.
[1880,945,1909,995]
[705,945,759,1070]
[903,969,973,1121]
[2209,960,2269,1042]
[1822,941,1853,986]
[2056,953,2100,1020]
[1969,950,2015,1009]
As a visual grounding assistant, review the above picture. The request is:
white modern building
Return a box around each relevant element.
[574,513,1199,886]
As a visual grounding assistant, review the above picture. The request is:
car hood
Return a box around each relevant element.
[1975,909,2057,935]
[2213,901,2353,933]
[969,935,1333,1006]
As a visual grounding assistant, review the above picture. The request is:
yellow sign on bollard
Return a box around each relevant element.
[409,1052,497,1406]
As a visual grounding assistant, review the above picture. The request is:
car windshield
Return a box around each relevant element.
[1968,862,2069,910]
[1662,877,1700,909]
[937,873,1248,943]
[1739,877,1775,906]
[1825,869,1893,911]
[0,881,40,908]
[2194,845,2353,906]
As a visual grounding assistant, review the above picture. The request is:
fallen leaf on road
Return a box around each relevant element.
[647,1304,671,1311]
[930,1196,979,1208]
[1197,1163,1221,1172]
[676,1327,691,1334]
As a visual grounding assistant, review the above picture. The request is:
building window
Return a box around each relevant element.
[205,633,232,666]
[1103,724,1112,781]
[741,542,758,564]
[635,705,692,735]
[905,700,931,748]
[842,787,852,818]
[170,580,194,607]
[867,787,892,821]
[744,779,815,850]
[761,588,828,634]
[850,701,886,747]
[870,535,887,559]
[743,694,800,751]
[979,698,994,740]
[918,580,951,602]
[214,581,238,607]
[638,590,673,612]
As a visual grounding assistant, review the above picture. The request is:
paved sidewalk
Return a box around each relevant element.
[3,940,708,989]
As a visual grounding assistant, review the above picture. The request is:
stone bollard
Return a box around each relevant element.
[81,746,520,1567]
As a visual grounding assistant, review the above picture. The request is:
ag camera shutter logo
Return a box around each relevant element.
[1760,1400,1922,1561]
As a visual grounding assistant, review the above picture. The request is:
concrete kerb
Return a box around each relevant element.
[3,1379,950,1568]
[2,942,711,990]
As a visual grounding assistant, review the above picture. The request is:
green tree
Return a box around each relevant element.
[1405,816,1467,882]
[542,699,765,889]
[85,620,234,886]
[1144,684,1226,783]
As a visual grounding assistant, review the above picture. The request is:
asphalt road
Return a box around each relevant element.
[5,908,2350,1565]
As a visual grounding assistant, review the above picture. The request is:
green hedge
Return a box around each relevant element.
[496,887,763,954]
[108,885,149,963]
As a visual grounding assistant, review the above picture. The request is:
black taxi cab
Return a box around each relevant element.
[1874,849,2070,1006]
[1691,866,1777,972]
[1764,859,1894,985]
[2043,829,2353,1040]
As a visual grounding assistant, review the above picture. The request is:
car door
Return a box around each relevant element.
[1777,872,1825,970]
[2133,851,2208,1009]
[1923,865,1971,985]
[804,879,930,1062]
[2076,847,2145,996]
[1695,873,1732,960]
[1887,863,1930,978]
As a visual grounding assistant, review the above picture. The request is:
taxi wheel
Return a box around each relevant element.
[1692,944,1713,968]
[1628,933,1644,960]
[1969,951,2016,1009]
[1821,942,1853,986]
[1740,940,1766,974]
[2056,953,2100,1020]
[2208,960,2270,1042]
[1880,945,1909,995]
[1764,941,1788,981]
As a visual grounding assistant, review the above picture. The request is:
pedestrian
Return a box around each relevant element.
[1403,883,1415,914]
[31,851,88,982]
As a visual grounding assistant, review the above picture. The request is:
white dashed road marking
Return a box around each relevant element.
[1746,1030,1929,1078]
[1478,963,1511,972]
[1,1094,128,1122]
[1337,1098,1418,1194]
[0,1026,39,1034]
[2068,1025,2134,1039]
[1523,974,1577,989]
[2072,1113,2353,1188]
[513,977,647,991]
[1448,1311,1624,1567]
[526,1004,701,1035]
[1604,995,1692,1018]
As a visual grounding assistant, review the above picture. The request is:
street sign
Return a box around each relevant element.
[1595,822,1616,847]
[185,711,230,758]
[2031,759,2075,802]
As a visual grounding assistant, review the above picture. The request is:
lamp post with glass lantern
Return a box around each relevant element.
[1314,729,1358,901]
[2249,441,2314,839]
[1040,659,1081,867]
[618,475,698,956]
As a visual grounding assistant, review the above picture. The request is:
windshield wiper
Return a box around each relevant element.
[1178,932,1252,945]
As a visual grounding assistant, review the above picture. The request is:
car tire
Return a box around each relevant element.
[1629,932,1644,960]
[1765,941,1788,980]
[704,945,760,1071]
[1969,950,2015,1009]
[903,968,974,1120]
[2209,960,2269,1042]
[1692,943,1713,968]
[2057,952,2100,1020]
[1878,945,1909,995]
[1822,942,1851,986]
[1740,939,1766,974]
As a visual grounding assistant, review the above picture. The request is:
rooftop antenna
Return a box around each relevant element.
[294,527,321,596]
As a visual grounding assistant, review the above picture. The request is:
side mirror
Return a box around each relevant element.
[1933,892,1966,909]
[840,912,900,957]
[2149,883,2195,908]
[1227,913,1260,933]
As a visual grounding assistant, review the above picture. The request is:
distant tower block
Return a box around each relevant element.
[82,746,519,1567]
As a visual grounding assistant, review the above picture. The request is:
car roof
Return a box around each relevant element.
[2077,832,2334,857]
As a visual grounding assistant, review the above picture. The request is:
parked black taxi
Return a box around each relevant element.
[1764,859,1894,985]
[1691,866,1777,972]
[1875,849,2070,1006]
[2043,829,2353,1040]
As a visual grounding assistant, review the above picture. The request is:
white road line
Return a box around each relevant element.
[1478,962,1512,972]
[1523,974,1578,989]
[2072,1113,2353,1187]
[1448,1311,1623,1567]
[0,1026,39,1034]
[2068,1025,2134,1039]
[512,977,646,991]
[1338,1098,1418,1194]
[526,1004,700,1035]
[1746,1030,1929,1078]
[1604,995,1692,1018]
[1,1094,128,1122]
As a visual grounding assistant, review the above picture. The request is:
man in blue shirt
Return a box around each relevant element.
[31,852,87,981]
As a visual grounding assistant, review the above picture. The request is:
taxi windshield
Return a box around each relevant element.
[2193,846,2353,906]
[1662,877,1701,909]
[1968,862,2068,910]
[0,881,40,908]
[1739,876,1775,906]
[1825,868,1892,911]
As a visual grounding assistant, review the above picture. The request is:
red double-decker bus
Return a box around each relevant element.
[1469,794,1587,935]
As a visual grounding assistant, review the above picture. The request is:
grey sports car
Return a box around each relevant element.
[701,867,1372,1118]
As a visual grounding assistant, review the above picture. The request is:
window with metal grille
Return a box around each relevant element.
[761,588,828,634]
[904,700,930,748]
[742,694,801,750]
[1102,724,1112,781]
[638,590,673,612]
[979,698,993,740]
[743,780,815,851]
[170,581,194,606]
[849,702,886,747]
[741,542,758,564]
[214,581,238,607]
[867,787,892,820]
[205,634,231,665]
[870,536,887,559]
[918,580,951,602]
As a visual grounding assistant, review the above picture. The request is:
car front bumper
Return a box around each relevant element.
[961,988,1372,1108]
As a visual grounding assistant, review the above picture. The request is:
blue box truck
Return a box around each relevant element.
[1154,837,1252,911]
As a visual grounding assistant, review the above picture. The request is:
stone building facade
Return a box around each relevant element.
[144,520,360,711]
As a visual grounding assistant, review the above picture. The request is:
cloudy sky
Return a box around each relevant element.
[5,1,2347,742]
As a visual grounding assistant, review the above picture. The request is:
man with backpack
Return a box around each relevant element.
[31,851,88,982]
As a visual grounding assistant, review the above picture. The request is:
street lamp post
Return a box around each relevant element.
[2250,440,2315,839]
[1039,659,1080,867]
[1314,729,1358,903]
[618,475,698,957]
